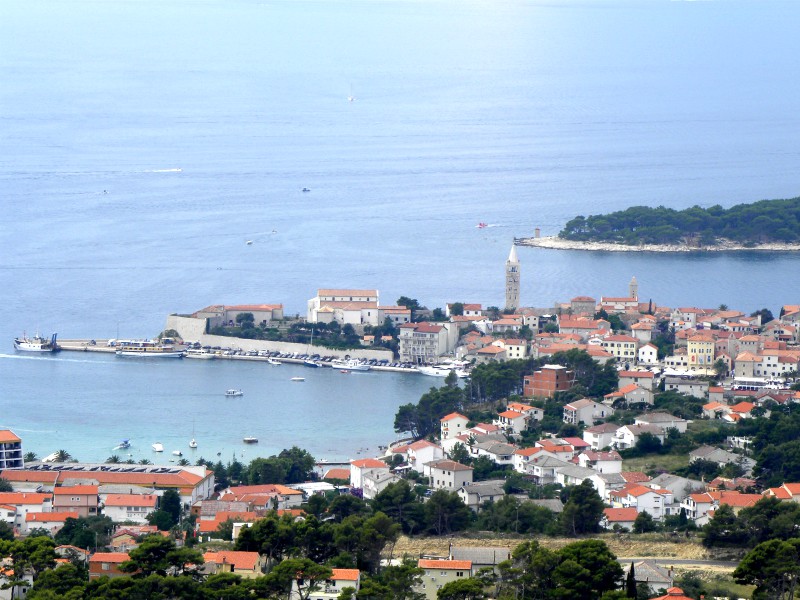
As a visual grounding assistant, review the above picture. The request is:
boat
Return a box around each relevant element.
[185,349,215,360]
[331,358,371,371]
[115,340,185,358]
[290,376,305,382]
[14,332,59,352]
[303,360,321,368]
[152,442,164,452]
[189,438,197,449]
[246,240,253,245]
[301,187,311,192]
[267,358,281,365]
[243,437,258,444]
[172,450,182,457]
[417,365,470,378]
[114,439,131,451]
[477,222,488,228]
[225,389,244,397]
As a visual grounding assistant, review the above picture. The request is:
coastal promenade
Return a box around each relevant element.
[56,339,417,373]
[515,235,800,253]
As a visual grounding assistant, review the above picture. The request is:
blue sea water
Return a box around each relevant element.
[1,0,799,462]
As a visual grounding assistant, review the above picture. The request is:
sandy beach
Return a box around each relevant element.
[515,236,800,253]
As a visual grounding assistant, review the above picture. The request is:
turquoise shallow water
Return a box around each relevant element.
[1,0,800,461]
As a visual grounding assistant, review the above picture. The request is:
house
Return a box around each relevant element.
[632,560,674,595]
[475,345,506,364]
[605,384,654,406]
[601,335,639,361]
[702,401,729,419]
[361,470,403,500]
[523,365,574,398]
[638,343,659,365]
[220,484,304,510]
[290,568,362,600]
[689,446,756,475]
[526,456,572,486]
[88,552,130,579]
[307,289,379,324]
[602,507,639,531]
[663,377,709,398]
[651,587,694,600]
[450,546,511,572]
[440,413,469,441]
[612,424,666,450]
[647,474,705,503]
[609,484,672,520]
[202,551,266,579]
[103,494,158,524]
[53,485,99,518]
[0,464,214,505]
[22,511,79,536]
[563,399,614,426]
[618,371,656,390]
[349,459,389,490]
[555,465,597,488]
[415,559,472,600]
[583,423,620,451]
[634,412,689,434]
[0,492,52,528]
[457,481,506,511]
[495,410,529,434]
[578,451,623,474]
[0,430,23,470]
[469,441,517,466]
[398,322,459,364]
[424,460,473,490]
[570,296,597,315]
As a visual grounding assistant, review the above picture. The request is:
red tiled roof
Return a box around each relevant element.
[89,552,130,564]
[27,511,79,522]
[323,468,351,480]
[350,458,387,469]
[441,412,468,422]
[0,492,51,505]
[0,430,21,443]
[331,568,361,581]
[104,494,157,507]
[54,485,98,495]
[603,507,638,522]
[204,550,260,571]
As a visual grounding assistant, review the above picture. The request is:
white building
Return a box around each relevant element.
[582,423,620,451]
[102,494,158,524]
[307,289,379,325]
[349,458,389,489]
[563,399,614,426]
[424,459,474,490]
[398,322,459,364]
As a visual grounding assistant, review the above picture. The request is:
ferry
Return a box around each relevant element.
[115,340,185,358]
[14,332,59,352]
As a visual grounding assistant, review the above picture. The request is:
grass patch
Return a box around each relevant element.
[622,452,690,474]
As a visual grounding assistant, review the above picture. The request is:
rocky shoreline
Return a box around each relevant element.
[515,236,800,253]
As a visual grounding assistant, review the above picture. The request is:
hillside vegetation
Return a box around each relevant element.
[558,196,800,246]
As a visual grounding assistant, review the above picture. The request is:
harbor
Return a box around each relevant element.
[54,338,422,373]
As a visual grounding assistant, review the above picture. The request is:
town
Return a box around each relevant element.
[3,245,800,600]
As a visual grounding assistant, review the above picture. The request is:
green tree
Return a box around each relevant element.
[559,481,604,535]
[269,558,332,600]
[556,540,624,599]
[0,520,14,541]
[160,489,182,526]
[632,511,657,533]
[424,491,472,535]
[625,562,636,598]
[437,577,486,599]
[53,450,72,462]
[371,481,425,535]
[119,535,203,577]
[733,538,800,600]
[450,303,465,317]
[0,478,12,492]
[28,563,87,599]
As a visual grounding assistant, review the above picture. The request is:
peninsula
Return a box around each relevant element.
[517,196,800,252]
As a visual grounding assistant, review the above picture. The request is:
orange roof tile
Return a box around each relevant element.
[53,485,98,495]
[331,568,360,581]
[0,430,21,443]
[104,494,157,507]
[0,492,52,505]
[441,412,468,422]
[27,511,79,522]
[89,552,130,564]
[350,458,387,469]
[204,550,260,571]
[603,507,638,522]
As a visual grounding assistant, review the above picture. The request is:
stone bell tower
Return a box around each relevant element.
[505,244,520,312]
[629,275,638,300]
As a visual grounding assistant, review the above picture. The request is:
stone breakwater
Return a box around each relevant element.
[515,236,800,253]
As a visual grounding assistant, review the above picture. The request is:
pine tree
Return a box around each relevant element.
[626,562,636,598]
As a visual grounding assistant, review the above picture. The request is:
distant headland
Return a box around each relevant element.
[516,196,800,252]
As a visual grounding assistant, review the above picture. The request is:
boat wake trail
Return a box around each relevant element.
[0,353,105,365]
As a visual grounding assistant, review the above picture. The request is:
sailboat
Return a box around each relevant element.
[303,327,321,367]
[189,421,197,449]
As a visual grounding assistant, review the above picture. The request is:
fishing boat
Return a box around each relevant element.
[290,376,305,382]
[115,340,184,358]
[114,439,131,451]
[243,437,259,444]
[331,358,371,371]
[267,357,281,365]
[14,332,59,352]
[152,442,164,452]
[225,389,244,397]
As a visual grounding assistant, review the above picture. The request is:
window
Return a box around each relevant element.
[102,563,111,571]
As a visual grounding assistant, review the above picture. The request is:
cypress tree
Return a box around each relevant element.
[626,562,636,598]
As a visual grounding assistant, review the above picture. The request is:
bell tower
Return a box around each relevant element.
[505,244,520,312]
[629,275,638,300]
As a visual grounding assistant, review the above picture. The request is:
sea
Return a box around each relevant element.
[1,0,799,464]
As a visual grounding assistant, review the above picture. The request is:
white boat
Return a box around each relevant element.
[14,332,59,352]
[189,438,197,449]
[290,376,305,382]
[115,340,185,358]
[185,349,215,360]
[267,358,281,365]
[114,439,131,450]
[417,365,469,378]
[331,358,371,371]
[225,389,244,397]
[243,437,258,444]
[152,442,164,452]
[172,450,182,457]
